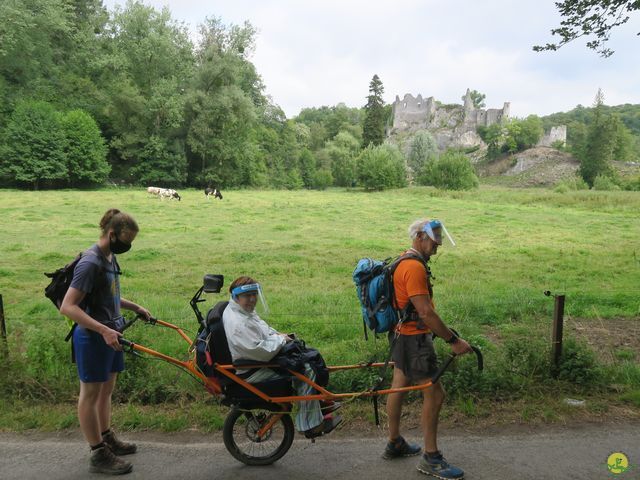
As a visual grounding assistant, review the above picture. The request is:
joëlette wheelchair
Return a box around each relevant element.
[118,274,483,466]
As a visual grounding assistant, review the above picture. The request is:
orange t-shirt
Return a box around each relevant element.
[393,254,433,335]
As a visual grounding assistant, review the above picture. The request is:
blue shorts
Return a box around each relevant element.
[73,325,124,383]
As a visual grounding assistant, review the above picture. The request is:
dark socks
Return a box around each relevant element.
[101,429,111,436]
[90,442,105,451]
[426,450,442,460]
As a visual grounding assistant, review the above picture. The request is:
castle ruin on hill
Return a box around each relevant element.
[389,88,566,150]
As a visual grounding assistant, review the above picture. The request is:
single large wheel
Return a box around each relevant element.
[222,406,295,465]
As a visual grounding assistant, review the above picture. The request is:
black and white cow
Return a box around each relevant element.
[148,186,180,201]
[159,188,181,201]
[204,187,223,200]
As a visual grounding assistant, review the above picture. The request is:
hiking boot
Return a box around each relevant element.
[382,435,422,460]
[103,430,137,456]
[89,445,133,475]
[304,415,343,439]
[417,452,464,479]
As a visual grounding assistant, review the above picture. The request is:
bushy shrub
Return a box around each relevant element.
[407,130,438,175]
[554,183,569,193]
[356,143,407,191]
[1,100,67,189]
[592,174,620,191]
[553,176,589,192]
[557,339,604,387]
[310,169,333,190]
[61,109,110,186]
[620,175,640,191]
[503,337,551,380]
[418,149,478,190]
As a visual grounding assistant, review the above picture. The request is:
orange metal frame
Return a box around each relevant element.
[123,317,439,404]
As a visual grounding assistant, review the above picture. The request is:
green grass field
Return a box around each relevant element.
[1,186,638,430]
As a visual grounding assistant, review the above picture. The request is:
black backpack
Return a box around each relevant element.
[195,301,232,381]
[44,249,108,340]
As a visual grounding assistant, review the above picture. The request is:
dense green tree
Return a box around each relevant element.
[310,168,333,190]
[307,122,329,150]
[407,130,438,176]
[101,2,193,181]
[362,74,386,147]
[567,121,589,159]
[295,104,363,150]
[1,100,67,189]
[325,131,360,187]
[0,0,73,91]
[580,89,615,186]
[608,114,634,162]
[478,116,543,155]
[0,0,109,126]
[185,17,263,186]
[504,115,543,152]
[534,0,639,57]
[517,115,544,149]
[60,109,110,186]
[477,123,505,157]
[298,148,317,188]
[356,143,406,191]
[129,135,187,185]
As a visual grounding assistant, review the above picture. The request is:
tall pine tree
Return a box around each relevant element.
[580,89,615,186]
[362,74,385,147]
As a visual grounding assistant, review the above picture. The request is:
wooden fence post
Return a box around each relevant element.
[551,293,565,376]
[0,294,7,358]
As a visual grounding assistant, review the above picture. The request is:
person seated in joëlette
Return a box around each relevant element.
[222,276,341,438]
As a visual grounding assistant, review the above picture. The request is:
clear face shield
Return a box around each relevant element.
[231,283,270,317]
[422,219,456,247]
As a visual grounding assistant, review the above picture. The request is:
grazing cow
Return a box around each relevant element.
[204,187,223,200]
[159,188,181,201]
[148,187,180,201]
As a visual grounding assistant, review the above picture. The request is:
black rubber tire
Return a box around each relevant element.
[222,406,295,466]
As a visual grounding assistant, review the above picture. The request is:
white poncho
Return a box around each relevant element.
[222,298,286,363]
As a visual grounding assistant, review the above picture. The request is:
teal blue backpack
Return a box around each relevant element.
[352,253,426,337]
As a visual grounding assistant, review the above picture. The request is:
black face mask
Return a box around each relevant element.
[110,234,132,254]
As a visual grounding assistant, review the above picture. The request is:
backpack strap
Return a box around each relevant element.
[388,251,430,326]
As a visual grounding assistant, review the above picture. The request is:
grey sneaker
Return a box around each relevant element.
[382,435,422,459]
[303,415,343,439]
[90,445,133,475]
[417,452,464,479]
[103,430,137,456]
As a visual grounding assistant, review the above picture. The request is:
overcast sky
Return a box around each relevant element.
[103,0,639,119]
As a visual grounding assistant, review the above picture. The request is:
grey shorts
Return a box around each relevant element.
[389,333,438,382]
